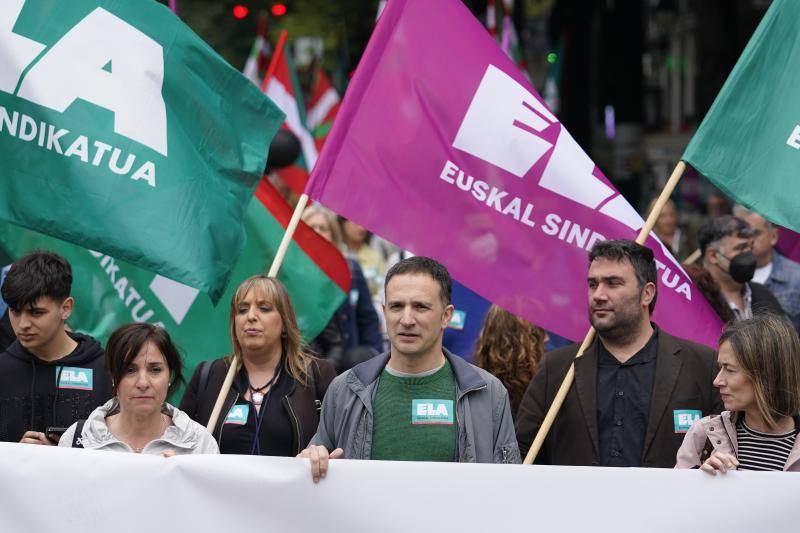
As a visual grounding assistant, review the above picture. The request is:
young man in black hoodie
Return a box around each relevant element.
[0,251,113,444]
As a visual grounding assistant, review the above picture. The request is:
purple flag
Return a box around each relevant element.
[778,228,800,263]
[306,0,723,347]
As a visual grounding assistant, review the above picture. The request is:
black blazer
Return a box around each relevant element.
[515,327,723,468]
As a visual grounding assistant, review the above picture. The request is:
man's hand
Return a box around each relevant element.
[20,431,54,446]
[700,451,739,475]
[296,445,344,483]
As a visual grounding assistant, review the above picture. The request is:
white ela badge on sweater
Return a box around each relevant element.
[412,399,454,425]
[56,367,93,390]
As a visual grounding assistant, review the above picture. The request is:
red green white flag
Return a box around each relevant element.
[307,67,341,152]
[263,39,318,196]
[0,177,349,397]
[243,14,272,87]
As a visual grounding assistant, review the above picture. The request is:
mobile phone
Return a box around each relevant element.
[45,426,68,443]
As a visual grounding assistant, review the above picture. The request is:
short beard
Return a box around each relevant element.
[589,305,646,346]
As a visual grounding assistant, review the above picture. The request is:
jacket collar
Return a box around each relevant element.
[642,327,682,458]
[81,399,200,451]
[708,412,800,471]
[575,325,677,460]
[574,339,600,457]
[350,347,485,393]
[768,251,791,284]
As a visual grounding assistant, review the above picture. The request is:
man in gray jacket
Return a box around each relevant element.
[298,256,520,481]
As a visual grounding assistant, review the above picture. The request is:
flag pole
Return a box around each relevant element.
[524,161,687,465]
[207,29,293,432]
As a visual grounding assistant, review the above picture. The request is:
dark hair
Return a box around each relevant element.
[106,323,184,396]
[683,264,735,323]
[1,250,72,310]
[697,215,755,256]
[337,216,373,246]
[588,240,658,313]
[384,256,452,307]
[719,313,800,430]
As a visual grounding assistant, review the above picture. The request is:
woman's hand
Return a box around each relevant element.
[161,450,176,458]
[700,451,739,475]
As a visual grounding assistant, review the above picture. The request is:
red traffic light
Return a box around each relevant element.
[271,3,287,16]
[232,5,249,19]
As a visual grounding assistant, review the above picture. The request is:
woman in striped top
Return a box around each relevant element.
[675,313,800,473]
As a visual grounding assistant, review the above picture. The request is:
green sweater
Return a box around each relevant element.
[371,360,457,461]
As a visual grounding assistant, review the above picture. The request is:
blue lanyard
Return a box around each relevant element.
[250,369,280,456]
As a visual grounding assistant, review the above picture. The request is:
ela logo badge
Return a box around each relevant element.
[225,404,249,425]
[56,367,93,390]
[412,399,454,425]
[673,409,702,433]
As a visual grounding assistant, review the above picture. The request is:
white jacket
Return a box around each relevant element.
[59,399,219,455]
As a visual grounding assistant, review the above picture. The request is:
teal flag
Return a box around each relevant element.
[683,0,800,232]
[0,0,284,301]
[0,177,350,398]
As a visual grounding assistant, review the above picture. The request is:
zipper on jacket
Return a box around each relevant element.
[359,410,368,459]
[283,394,303,455]
[455,384,487,461]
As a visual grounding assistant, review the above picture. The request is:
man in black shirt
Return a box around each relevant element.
[516,240,723,467]
[0,251,113,444]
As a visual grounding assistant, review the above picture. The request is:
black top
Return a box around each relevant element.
[596,332,658,467]
[179,357,337,456]
[217,366,294,456]
[0,311,14,353]
[0,332,113,442]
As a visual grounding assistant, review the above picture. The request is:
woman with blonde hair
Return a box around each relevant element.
[180,275,335,455]
[676,313,800,472]
[473,305,546,418]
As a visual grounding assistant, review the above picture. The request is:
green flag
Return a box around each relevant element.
[683,0,800,232]
[0,178,350,398]
[0,0,284,301]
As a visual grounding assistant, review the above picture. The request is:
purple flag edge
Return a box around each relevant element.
[306,0,724,348]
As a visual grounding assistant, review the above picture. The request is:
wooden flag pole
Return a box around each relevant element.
[207,29,299,432]
[523,161,687,464]
[205,194,310,431]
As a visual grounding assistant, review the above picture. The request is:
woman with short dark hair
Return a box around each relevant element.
[676,313,800,472]
[59,323,218,454]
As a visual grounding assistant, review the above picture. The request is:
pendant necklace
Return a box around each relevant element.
[248,368,280,406]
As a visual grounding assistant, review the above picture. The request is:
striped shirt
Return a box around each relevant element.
[736,420,797,471]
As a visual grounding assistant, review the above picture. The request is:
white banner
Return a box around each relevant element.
[1,443,797,532]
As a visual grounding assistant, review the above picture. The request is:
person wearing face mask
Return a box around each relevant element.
[698,215,784,321]
[733,205,800,334]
